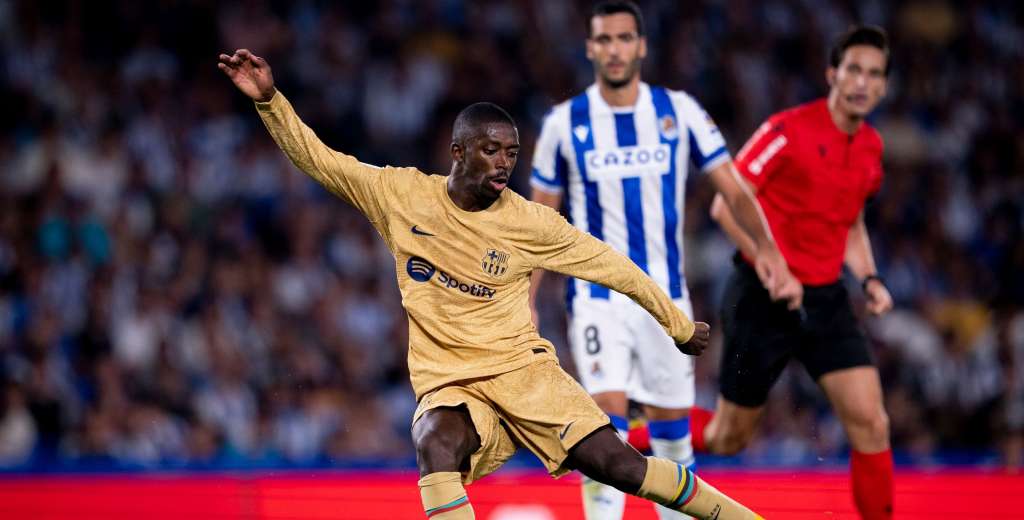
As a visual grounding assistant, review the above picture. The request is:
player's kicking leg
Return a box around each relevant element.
[567,426,763,520]
[582,392,631,520]
[413,407,480,519]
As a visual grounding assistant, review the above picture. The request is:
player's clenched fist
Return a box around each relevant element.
[217,49,277,102]
[676,322,710,356]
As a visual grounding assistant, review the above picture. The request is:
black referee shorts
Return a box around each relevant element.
[718,255,873,408]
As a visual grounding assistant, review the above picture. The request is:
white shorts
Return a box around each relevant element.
[568,297,695,409]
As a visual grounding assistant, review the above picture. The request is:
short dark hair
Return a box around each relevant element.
[452,102,516,144]
[829,24,891,75]
[589,0,645,37]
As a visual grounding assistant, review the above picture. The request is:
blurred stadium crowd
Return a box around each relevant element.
[0,0,1021,472]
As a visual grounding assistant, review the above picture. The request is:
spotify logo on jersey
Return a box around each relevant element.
[406,256,436,282]
[405,256,497,299]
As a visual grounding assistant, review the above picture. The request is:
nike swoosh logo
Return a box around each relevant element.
[411,225,435,236]
[559,421,575,440]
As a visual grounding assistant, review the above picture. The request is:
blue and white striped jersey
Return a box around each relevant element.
[531,82,729,303]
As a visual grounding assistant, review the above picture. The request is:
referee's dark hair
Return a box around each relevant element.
[830,25,891,75]
[589,0,645,37]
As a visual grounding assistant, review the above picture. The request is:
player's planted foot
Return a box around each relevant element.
[420,472,475,519]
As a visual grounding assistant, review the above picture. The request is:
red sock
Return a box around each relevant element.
[851,449,894,520]
[689,407,713,453]
[627,422,651,454]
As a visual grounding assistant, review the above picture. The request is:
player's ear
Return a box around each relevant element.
[450,141,464,163]
[825,67,836,88]
[638,36,647,59]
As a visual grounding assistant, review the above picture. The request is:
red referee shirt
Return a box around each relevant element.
[734,99,884,286]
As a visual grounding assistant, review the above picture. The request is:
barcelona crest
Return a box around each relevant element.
[481,249,510,278]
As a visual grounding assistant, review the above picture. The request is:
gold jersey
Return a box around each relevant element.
[255,92,695,400]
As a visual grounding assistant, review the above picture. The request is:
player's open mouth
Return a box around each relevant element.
[489,177,508,190]
[846,94,869,105]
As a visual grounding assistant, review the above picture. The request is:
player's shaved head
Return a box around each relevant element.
[447,101,520,210]
[452,102,517,145]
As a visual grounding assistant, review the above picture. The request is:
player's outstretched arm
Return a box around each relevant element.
[218,49,276,102]
[528,208,702,354]
[677,321,710,356]
[218,49,386,221]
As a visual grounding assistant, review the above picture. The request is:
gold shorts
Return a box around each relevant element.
[412,358,611,484]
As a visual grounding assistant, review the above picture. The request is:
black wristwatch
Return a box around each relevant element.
[861,274,884,292]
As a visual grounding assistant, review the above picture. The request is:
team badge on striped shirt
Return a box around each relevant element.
[659,114,679,140]
[481,249,510,278]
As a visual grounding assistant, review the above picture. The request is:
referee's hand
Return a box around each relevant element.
[754,247,803,310]
[676,322,710,356]
[864,278,893,316]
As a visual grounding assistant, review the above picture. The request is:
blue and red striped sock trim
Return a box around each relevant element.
[425,495,469,517]
[669,465,699,508]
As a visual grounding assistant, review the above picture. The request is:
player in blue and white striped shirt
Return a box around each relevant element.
[528,3,800,519]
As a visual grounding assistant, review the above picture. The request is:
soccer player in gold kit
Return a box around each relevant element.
[219,48,761,520]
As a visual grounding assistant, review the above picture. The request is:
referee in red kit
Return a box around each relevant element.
[693,25,896,519]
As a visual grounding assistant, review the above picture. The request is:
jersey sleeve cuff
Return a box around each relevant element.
[254,90,283,111]
[699,147,730,173]
[530,169,564,193]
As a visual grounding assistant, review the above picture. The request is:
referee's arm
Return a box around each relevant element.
[845,210,893,315]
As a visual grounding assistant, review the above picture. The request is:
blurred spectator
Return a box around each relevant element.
[0,381,36,467]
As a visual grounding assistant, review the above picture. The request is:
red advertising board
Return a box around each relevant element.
[0,469,1020,519]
